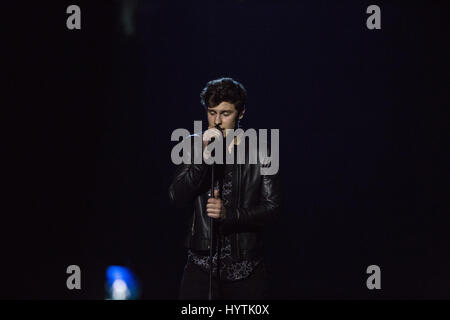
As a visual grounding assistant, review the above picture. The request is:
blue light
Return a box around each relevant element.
[105,265,140,300]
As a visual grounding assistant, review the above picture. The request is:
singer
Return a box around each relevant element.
[169,77,282,300]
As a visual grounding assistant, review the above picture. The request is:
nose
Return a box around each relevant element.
[214,115,221,126]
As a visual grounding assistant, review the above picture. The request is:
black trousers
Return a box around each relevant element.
[178,261,268,300]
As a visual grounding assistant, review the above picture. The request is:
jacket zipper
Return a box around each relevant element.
[235,164,241,260]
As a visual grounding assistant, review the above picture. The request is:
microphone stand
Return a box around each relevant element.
[208,125,222,301]
[208,158,214,300]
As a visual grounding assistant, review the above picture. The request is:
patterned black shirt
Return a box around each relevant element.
[187,163,261,281]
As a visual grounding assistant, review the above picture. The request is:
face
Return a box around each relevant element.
[207,101,245,135]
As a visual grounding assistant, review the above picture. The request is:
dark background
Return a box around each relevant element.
[4,0,449,299]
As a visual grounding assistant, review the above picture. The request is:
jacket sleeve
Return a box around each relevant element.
[220,162,282,233]
[168,136,211,208]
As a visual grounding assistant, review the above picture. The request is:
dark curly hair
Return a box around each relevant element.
[200,77,247,115]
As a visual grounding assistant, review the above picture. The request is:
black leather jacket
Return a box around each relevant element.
[169,133,282,261]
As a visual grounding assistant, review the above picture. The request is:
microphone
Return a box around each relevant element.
[204,125,225,165]
[206,125,223,146]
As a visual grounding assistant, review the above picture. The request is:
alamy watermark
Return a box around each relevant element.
[66,5,81,30]
[366,5,381,30]
[366,264,381,290]
[66,265,81,290]
[170,121,279,175]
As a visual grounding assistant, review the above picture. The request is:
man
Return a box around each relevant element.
[169,77,282,300]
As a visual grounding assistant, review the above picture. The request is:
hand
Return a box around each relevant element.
[202,127,223,149]
[202,127,223,161]
[207,189,226,220]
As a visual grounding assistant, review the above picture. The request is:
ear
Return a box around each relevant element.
[238,108,246,120]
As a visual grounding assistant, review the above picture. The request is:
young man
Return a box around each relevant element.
[169,77,282,300]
